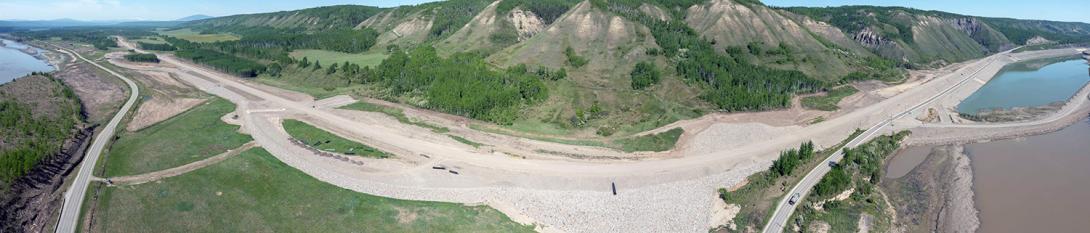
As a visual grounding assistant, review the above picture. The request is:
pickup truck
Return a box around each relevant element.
[788,193,801,205]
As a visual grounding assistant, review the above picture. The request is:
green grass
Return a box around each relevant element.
[448,135,485,148]
[91,148,535,232]
[159,28,240,43]
[339,101,450,133]
[289,49,389,68]
[282,119,390,158]
[613,128,683,152]
[802,86,859,111]
[103,98,252,177]
[252,73,360,99]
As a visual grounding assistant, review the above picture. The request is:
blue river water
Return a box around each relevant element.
[957,59,1090,114]
[0,39,55,85]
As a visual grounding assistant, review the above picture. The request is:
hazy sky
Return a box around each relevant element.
[1,0,1087,23]
[765,0,1090,23]
[0,0,437,21]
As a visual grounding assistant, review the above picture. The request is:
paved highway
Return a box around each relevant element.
[53,47,139,233]
[761,50,1005,233]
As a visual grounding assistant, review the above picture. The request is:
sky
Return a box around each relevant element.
[1,0,1087,23]
[0,0,438,21]
[764,0,1090,23]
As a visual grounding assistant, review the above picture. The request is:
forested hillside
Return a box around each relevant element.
[0,74,82,185]
[785,5,1090,67]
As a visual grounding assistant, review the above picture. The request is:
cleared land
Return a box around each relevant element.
[282,119,391,158]
[158,28,239,43]
[802,86,859,111]
[91,148,534,232]
[339,101,449,133]
[102,98,251,177]
[289,49,389,68]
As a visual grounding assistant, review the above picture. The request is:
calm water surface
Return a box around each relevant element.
[0,39,54,84]
[957,59,1090,114]
[966,117,1090,233]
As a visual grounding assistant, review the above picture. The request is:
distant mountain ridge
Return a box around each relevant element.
[0,14,216,28]
[176,15,214,21]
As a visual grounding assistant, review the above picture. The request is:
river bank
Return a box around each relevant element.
[907,48,1090,146]
[0,38,55,84]
[881,145,979,233]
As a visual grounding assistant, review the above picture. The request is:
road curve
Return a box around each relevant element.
[761,50,1007,233]
[53,47,140,233]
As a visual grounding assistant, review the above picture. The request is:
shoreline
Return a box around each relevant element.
[939,145,979,233]
[907,48,1090,146]
[2,38,59,70]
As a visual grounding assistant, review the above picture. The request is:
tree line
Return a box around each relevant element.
[275,46,550,124]
[14,27,155,50]
[812,131,909,198]
[174,48,266,77]
[124,53,159,63]
[137,42,176,51]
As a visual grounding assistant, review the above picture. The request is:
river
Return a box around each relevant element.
[886,56,1090,232]
[0,39,55,85]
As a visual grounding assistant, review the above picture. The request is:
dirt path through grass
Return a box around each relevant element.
[100,141,257,185]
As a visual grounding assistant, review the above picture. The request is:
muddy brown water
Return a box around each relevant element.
[966,117,1090,233]
[884,146,933,179]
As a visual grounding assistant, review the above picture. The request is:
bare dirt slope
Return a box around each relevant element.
[105,53,210,131]
[54,58,125,124]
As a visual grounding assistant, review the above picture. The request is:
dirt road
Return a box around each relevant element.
[99,141,257,186]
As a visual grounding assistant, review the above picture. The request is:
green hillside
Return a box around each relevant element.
[186,5,384,31]
[99,0,1089,141]
[785,5,1090,67]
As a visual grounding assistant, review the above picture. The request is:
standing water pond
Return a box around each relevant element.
[0,39,54,84]
[957,58,1090,114]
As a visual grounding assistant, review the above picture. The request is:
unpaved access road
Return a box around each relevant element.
[88,37,1085,232]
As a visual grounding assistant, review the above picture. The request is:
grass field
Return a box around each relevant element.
[282,119,390,158]
[289,49,389,68]
[91,148,534,232]
[159,28,240,43]
[102,98,251,177]
[802,86,858,111]
[339,101,449,133]
[253,65,374,99]
[613,128,684,152]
